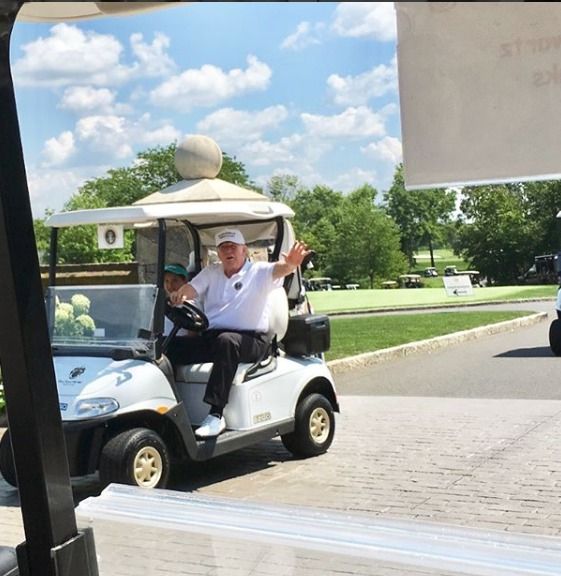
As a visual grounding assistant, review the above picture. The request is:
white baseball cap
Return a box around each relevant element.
[215,228,246,246]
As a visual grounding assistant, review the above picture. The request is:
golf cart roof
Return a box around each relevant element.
[45,200,294,229]
[17,2,174,22]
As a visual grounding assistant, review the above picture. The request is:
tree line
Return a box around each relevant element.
[34,143,561,287]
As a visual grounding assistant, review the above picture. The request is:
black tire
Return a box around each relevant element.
[99,428,170,489]
[281,393,335,458]
[0,432,17,488]
[550,319,561,356]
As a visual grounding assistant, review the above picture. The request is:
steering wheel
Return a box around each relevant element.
[165,300,209,333]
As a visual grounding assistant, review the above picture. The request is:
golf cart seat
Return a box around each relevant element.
[0,546,17,576]
[175,286,289,384]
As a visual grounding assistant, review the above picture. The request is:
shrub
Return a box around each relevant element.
[54,294,96,338]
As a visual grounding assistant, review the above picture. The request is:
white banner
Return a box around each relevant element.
[395,2,561,189]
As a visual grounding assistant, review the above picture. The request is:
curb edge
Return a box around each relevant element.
[326,312,548,374]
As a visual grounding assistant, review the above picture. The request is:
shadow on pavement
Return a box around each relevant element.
[70,438,294,498]
[169,438,292,492]
[0,438,294,507]
[0,474,102,508]
[495,346,553,358]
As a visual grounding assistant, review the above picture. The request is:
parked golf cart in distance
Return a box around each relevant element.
[0,193,338,490]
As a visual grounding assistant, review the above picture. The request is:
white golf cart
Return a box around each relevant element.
[0,198,338,490]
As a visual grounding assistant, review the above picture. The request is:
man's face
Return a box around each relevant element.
[164,272,187,295]
[217,242,247,275]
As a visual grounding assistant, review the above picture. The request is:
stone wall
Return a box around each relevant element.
[40,262,139,288]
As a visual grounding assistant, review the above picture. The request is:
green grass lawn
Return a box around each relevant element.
[308,285,556,314]
[326,310,531,361]
[308,282,554,360]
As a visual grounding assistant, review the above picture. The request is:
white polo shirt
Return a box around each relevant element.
[190,260,282,332]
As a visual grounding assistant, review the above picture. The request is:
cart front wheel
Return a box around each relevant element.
[99,428,170,489]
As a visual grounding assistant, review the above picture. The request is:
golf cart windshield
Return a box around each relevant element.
[45,284,159,358]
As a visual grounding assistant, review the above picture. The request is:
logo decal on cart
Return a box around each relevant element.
[69,366,85,379]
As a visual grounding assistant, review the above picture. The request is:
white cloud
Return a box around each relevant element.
[301,106,386,139]
[328,55,398,106]
[239,135,302,167]
[361,136,402,164]
[329,167,378,193]
[12,23,131,87]
[73,114,181,161]
[42,131,75,166]
[254,164,324,193]
[75,115,133,159]
[28,165,108,217]
[378,102,399,118]
[140,123,182,147]
[12,24,177,88]
[31,114,181,213]
[149,55,272,112]
[196,105,289,147]
[238,134,336,193]
[280,21,323,51]
[130,32,176,77]
[332,2,396,42]
[59,86,133,115]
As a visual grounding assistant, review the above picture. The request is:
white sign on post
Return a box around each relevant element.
[443,275,473,297]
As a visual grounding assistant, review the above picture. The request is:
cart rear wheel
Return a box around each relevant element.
[0,431,17,487]
[281,393,335,458]
[99,428,170,489]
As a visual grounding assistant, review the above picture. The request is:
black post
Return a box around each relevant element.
[0,3,98,575]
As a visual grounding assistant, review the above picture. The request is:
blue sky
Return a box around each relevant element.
[11,2,401,218]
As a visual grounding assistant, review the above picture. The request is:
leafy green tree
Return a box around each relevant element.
[219,152,255,188]
[266,174,302,203]
[384,164,456,267]
[65,144,253,211]
[34,213,52,265]
[289,185,343,273]
[330,186,407,287]
[34,144,253,264]
[521,180,561,255]
[458,184,540,284]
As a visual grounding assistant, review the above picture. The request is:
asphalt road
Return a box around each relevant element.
[333,300,559,398]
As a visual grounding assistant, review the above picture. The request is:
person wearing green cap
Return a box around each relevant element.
[164,263,189,295]
[164,263,191,337]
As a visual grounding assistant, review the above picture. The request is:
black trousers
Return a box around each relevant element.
[167,330,270,409]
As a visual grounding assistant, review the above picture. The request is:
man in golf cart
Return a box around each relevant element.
[168,227,311,438]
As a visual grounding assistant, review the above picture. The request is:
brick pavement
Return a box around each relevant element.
[180,396,561,535]
[0,313,558,574]
[2,395,561,574]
